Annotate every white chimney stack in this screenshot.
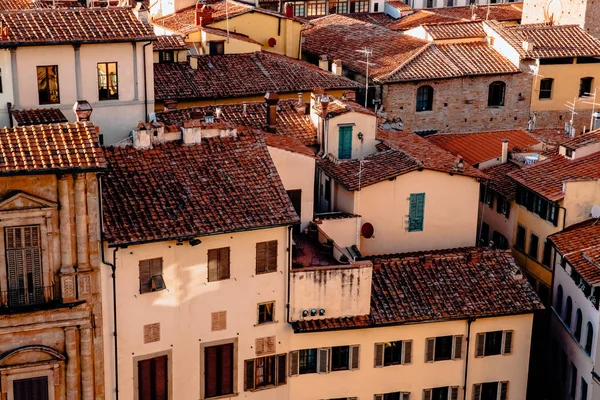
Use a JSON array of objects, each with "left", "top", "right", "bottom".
[
  {"left": 501, "top": 139, "right": 508, "bottom": 164},
  {"left": 318, "top": 55, "right": 328, "bottom": 71},
  {"left": 133, "top": 128, "right": 152, "bottom": 149},
  {"left": 332, "top": 59, "right": 342, "bottom": 76}
]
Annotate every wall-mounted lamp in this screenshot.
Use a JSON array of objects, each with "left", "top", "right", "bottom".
[
  {"left": 310, "top": 309, "right": 317, "bottom": 316},
  {"left": 357, "top": 132, "right": 364, "bottom": 141}
]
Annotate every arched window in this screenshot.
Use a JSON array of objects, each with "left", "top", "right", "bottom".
[
  {"left": 575, "top": 309, "right": 583, "bottom": 341},
  {"left": 586, "top": 322, "right": 594, "bottom": 355},
  {"left": 416, "top": 85, "right": 434, "bottom": 112},
  {"left": 580, "top": 77, "right": 594, "bottom": 98},
  {"left": 488, "top": 81, "right": 506, "bottom": 107},
  {"left": 565, "top": 297, "right": 573, "bottom": 327},
  {"left": 539, "top": 78, "right": 554, "bottom": 99},
  {"left": 556, "top": 285, "right": 563, "bottom": 314}
]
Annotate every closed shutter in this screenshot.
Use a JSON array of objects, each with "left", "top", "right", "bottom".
[
  {"left": 151, "top": 258, "right": 162, "bottom": 278},
  {"left": 6, "top": 248, "right": 19, "bottom": 306},
  {"left": 423, "top": 389, "right": 432, "bottom": 400},
  {"left": 425, "top": 338, "right": 435, "bottom": 362},
  {"left": 211, "top": 311, "right": 227, "bottom": 331},
  {"left": 266, "top": 336, "right": 277, "bottom": 354},
  {"left": 276, "top": 354, "right": 286, "bottom": 385},
  {"left": 139, "top": 260, "right": 152, "bottom": 293},
  {"left": 338, "top": 126, "right": 353, "bottom": 159},
  {"left": 219, "top": 247, "right": 230, "bottom": 280},
  {"left": 256, "top": 242, "right": 267, "bottom": 274},
  {"left": 374, "top": 343, "right": 384, "bottom": 367},
  {"left": 503, "top": 331, "right": 513, "bottom": 355},
  {"left": 452, "top": 335, "right": 464, "bottom": 360},
  {"left": 402, "top": 393, "right": 410, "bottom": 400},
  {"left": 350, "top": 345, "right": 360, "bottom": 370},
  {"left": 244, "top": 359, "right": 255, "bottom": 391},
  {"left": 267, "top": 241, "right": 278, "bottom": 272},
  {"left": 317, "top": 348, "right": 330, "bottom": 373},
  {"left": 374, "top": 395, "right": 384, "bottom": 400},
  {"left": 208, "top": 249, "right": 218, "bottom": 282},
  {"left": 204, "top": 346, "right": 218, "bottom": 398},
  {"left": 472, "top": 384, "right": 481, "bottom": 400},
  {"left": 403, "top": 340, "right": 413, "bottom": 364},
  {"left": 221, "top": 344, "right": 234, "bottom": 395},
  {"left": 154, "top": 355, "right": 168, "bottom": 400},
  {"left": 289, "top": 351, "right": 299, "bottom": 376},
  {"left": 255, "top": 338, "right": 266, "bottom": 356},
  {"left": 475, "top": 333, "right": 485, "bottom": 357},
  {"left": 449, "top": 386, "right": 458, "bottom": 400},
  {"left": 409, "top": 194, "right": 425, "bottom": 231},
  {"left": 24, "top": 227, "right": 42, "bottom": 303},
  {"left": 499, "top": 381, "right": 508, "bottom": 400},
  {"left": 138, "top": 359, "right": 152, "bottom": 400}
]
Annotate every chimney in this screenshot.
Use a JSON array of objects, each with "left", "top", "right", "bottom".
[
  {"left": 265, "top": 92, "right": 279, "bottom": 133},
  {"left": 284, "top": 2, "right": 294, "bottom": 17},
  {"left": 182, "top": 120, "right": 202, "bottom": 144},
  {"left": 501, "top": 139, "right": 508, "bottom": 164},
  {"left": 195, "top": 4, "right": 213, "bottom": 26},
  {"left": 343, "top": 90, "right": 356, "bottom": 102},
  {"left": 295, "top": 92, "right": 308, "bottom": 115},
  {"left": 320, "top": 96, "right": 329, "bottom": 117},
  {"left": 318, "top": 55, "right": 328, "bottom": 71},
  {"left": 331, "top": 59, "right": 342, "bottom": 76},
  {"left": 453, "top": 155, "right": 464, "bottom": 172},
  {"left": 133, "top": 125, "right": 152, "bottom": 149},
  {"left": 522, "top": 39, "right": 534, "bottom": 53},
  {"left": 133, "top": 0, "right": 149, "bottom": 23},
  {"left": 243, "top": 101, "right": 248, "bottom": 115},
  {"left": 189, "top": 56, "right": 198, "bottom": 70}
]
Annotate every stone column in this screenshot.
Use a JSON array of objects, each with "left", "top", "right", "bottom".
[
  {"left": 65, "top": 327, "right": 80, "bottom": 400},
  {"left": 9, "top": 48, "right": 18, "bottom": 108},
  {"left": 59, "top": 175, "right": 76, "bottom": 302},
  {"left": 75, "top": 174, "right": 89, "bottom": 271},
  {"left": 80, "top": 326, "right": 94, "bottom": 400}
]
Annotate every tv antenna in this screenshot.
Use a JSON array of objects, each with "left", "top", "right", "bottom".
[
  {"left": 564, "top": 97, "right": 578, "bottom": 137},
  {"left": 356, "top": 48, "right": 375, "bottom": 109},
  {"left": 579, "top": 88, "right": 600, "bottom": 132}
]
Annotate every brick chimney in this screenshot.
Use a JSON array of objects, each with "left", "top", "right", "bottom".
[
  {"left": 195, "top": 3, "right": 213, "bottom": 26},
  {"left": 343, "top": 90, "right": 356, "bottom": 102},
  {"left": 265, "top": 92, "right": 279, "bottom": 133},
  {"left": 284, "top": 2, "right": 294, "bottom": 17}
]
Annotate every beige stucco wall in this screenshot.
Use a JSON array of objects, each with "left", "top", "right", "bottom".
[
  {"left": 479, "top": 200, "right": 518, "bottom": 248},
  {"left": 152, "top": 49, "right": 187, "bottom": 63},
  {"left": 326, "top": 111, "right": 378, "bottom": 160},
  {"left": 318, "top": 217, "right": 360, "bottom": 248}
]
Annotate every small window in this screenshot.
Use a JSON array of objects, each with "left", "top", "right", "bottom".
[
  {"left": 376, "top": 392, "right": 410, "bottom": 400},
  {"left": 488, "top": 81, "right": 506, "bottom": 107},
  {"left": 349, "top": 0, "right": 369, "bottom": 13},
  {"left": 586, "top": 322, "right": 594, "bottom": 355},
  {"left": 159, "top": 51, "right": 175, "bottom": 63},
  {"left": 331, "top": 346, "right": 350, "bottom": 371},
  {"left": 209, "top": 41, "right": 225, "bottom": 55},
  {"left": 516, "top": 225, "right": 526, "bottom": 251},
  {"left": 374, "top": 340, "right": 412, "bottom": 367},
  {"left": 373, "top": 2, "right": 378, "bottom": 11},
  {"left": 425, "top": 335, "right": 463, "bottom": 362},
  {"left": 446, "top": 0, "right": 453, "bottom": 5},
  {"left": 480, "top": 222, "right": 489, "bottom": 246},
  {"left": 98, "top": 62, "right": 118, "bottom": 101},
  {"left": 575, "top": 309, "right": 583, "bottom": 341},
  {"left": 139, "top": 258, "right": 166, "bottom": 294},
  {"left": 528, "top": 233, "right": 539, "bottom": 260},
  {"left": 328, "top": 0, "right": 348, "bottom": 13},
  {"left": 298, "top": 349, "right": 317, "bottom": 374},
  {"left": 256, "top": 241, "right": 277, "bottom": 274},
  {"left": 556, "top": 285, "right": 563, "bottom": 315},
  {"left": 416, "top": 85, "right": 434, "bottom": 112},
  {"left": 307, "top": 0, "right": 326, "bottom": 15},
  {"left": 257, "top": 302, "right": 274, "bottom": 324},
  {"left": 244, "top": 354, "right": 286, "bottom": 391},
  {"left": 492, "top": 231, "right": 509, "bottom": 250},
  {"left": 579, "top": 77, "right": 594, "bottom": 97},
  {"left": 324, "top": 177, "right": 331, "bottom": 202},
  {"left": 426, "top": 0, "right": 433, "bottom": 7},
  {"left": 408, "top": 193, "right": 425, "bottom": 232},
  {"left": 208, "top": 247, "right": 230, "bottom": 282},
  {"left": 293, "top": 1, "right": 305, "bottom": 16},
  {"left": 565, "top": 297, "right": 573, "bottom": 327},
  {"left": 497, "top": 196, "right": 510, "bottom": 217},
  {"left": 485, "top": 189, "right": 494, "bottom": 208},
  {"left": 422, "top": 386, "right": 459, "bottom": 400},
  {"left": 539, "top": 78, "right": 553, "bottom": 99},
  {"left": 472, "top": 381, "right": 509, "bottom": 400},
  {"left": 542, "top": 240, "right": 552, "bottom": 267},
  {"left": 138, "top": 355, "right": 169, "bottom": 400},
  {"left": 475, "top": 330, "right": 513, "bottom": 357},
  {"left": 37, "top": 65, "right": 60, "bottom": 104},
  {"left": 204, "top": 343, "right": 234, "bottom": 398}
]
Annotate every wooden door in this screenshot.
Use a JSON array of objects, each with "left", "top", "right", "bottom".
[{"left": 14, "top": 376, "right": 49, "bottom": 400}]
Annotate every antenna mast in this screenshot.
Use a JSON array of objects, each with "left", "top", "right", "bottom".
[
  {"left": 564, "top": 97, "right": 579, "bottom": 137},
  {"left": 356, "top": 48, "right": 375, "bottom": 109},
  {"left": 580, "top": 88, "right": 600, "bottom": 132}
]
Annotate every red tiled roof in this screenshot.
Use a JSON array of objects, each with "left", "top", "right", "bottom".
[
  {"left": 528, "top": 128, "right": 571, "bottom": 146},
  {"left": 549, "top": 219, "right": 600, "bottom": 285},
  {"left": 0, "top": 0, "right": 82, "bottom": 9},
  {"left": 508, "top": 152, "right": 600, "bottom": 201},
  {"left": 486, "top": 21, "right": 600, "bottom": 59},
  {"left": 0, "top": 8, "right": 155, "bottom": 47},
  {"left": 428, "top": 130, "right": 540, "bottom": 166},
  {"left": 11, "top": 108, "right": 67, "bottom": 126},
  {"left": 292, "top": 315, "right": 371, "bottom": 332},
  {"left": 481, "top": 161, "right": 521, "bottom": 199},
  {"left": 313, "top": 96, "right": 375, "bottom": 118},
  {"left": 101, "top": 130, "right": 299, "bottom": 246},
  {"left": 343, "top": 12, "right": 397, "bottom": 26},
  {"left": 153, "top": 52, "right": 359, "bottom": 101},
  {"left": 200, "top": 26, "right": 262, "bottom": 45},
  {"left": 264, "top": 132, "right": 315, "bottom": 157},
  {"left": 153, "top": 34, "right": 186, "bottom": 50},
  {"left": 388, "top": 10, "right": 458, "bottom": 31},
  {"left": 562, "top": 129, "right": 600, "bottom": 150},
  {"left": 386, "top": 0, "right": 412, "bottom": 12},
  {"left": 156, "top": 100, "right": 318, "bottom": 145},
  {"left": 0, "top": 122, "right": 105, "bottom": 174},
  {"left": 422, "top": 20, "right": 485, "bottom": 40}
]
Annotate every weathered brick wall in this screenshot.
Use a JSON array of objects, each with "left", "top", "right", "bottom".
[
  {"left": 532, "top": 109, "right": 596, "bottom": 132},
  {"left": 522, "top": 0, "right": 600, "bottom": 39},
  {"left": 382, "top": 73, "right": 532, "bottom": 134}
]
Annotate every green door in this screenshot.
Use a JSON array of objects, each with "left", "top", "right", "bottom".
[{"left": 338, "top": 127, "right": 353, "bottom": 159}]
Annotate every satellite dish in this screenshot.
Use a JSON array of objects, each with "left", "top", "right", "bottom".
[
  {"left": 592, "top": 205, "right": 600, "bottom": 218},
  {"left": 361, "top": 222, "right": 374, "bottom": 239}
]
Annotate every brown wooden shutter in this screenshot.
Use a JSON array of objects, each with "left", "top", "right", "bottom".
[
  {"left": 374, "top": 343, "right": 384, "bottom": 367},
  {"left": 503, "top": 331, "right": 513, "bottom": 355},
  {"left": 499, "top": 381, "right": 508, "bottom": 400},
  {"left": 472, "top": 384, "right": 481, "bottom": 400},
  {"left": 289, "top": 351, "right": 299, "bottom": 376},
  {"left": 154, "top": 355, "right": 168, "bottom": 400},
  {"left": 221, "top": 343, "right": 234, "bottom": 395},
  {"left": 450, "top": 386, "right": 459, "bottom": 400},
  {"left": 211, "top": 311, "right": 227, "bottom": 331},
  {"left": 452, "top": 335, "right": 464, "bottom": 360},
  {"left": 276, "top": 354, "right": 286, "bottom": 385},
  {"left": 267, "top": 240, "right": 278, "bottom": 272},
  {"left": 150, "top": 258, "right": 163, "bottom": 277},
  {"left": 425, "top": 338, "right": 435, "bottom": 362},
  {"left": 208, "top": 249, "right": 218, "bottom": 282},
  {"left": 475, "top": 333, "right": 485, "bottom": 357},
  {"left": 403, "top": 340, "right": 413, "bottom": 364},
  {"left": 266, "top": 336, "right": 277, "bottom": 354},
  {"left": 350, "top": 345, "right": 360, "bottom": 370},
  {"left": 317, "top": 348, "right": 329, "bottom": 373},
  {"left": 204, "top": 346, "right": 218, "bottom": 398},
  {"left": 219, "top": 247, "right": 230, "bottom": 280},
  {"left": 139, "top": 260, "right": 152, "bottom": 293},
  {"left": 138, "top": 359, "right": 152, "bottom": 400},
  {"left": 256, "top": 242, "right": 267, "bottom": 274},
  {"left": 422, "top": 389, "right": 432, "bottom": 400},
  {"left": 255, "top": 338, "right": 265, "bottom": 356},
  {"left": 244, "top": 359, "right": 255, "bottom": 391},
  {"left": 143, "top": 323, "right": 160, "bottom": 344}
]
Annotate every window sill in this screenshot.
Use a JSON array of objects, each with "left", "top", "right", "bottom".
[
  {"left": 255, "top": 270, "right": 277, "bottom": 276},
  {"left": 254, "top": 320, "right": 279, "bottom": 327},
  {"left": 488, "top": 106, "right": 505, "bottom": 109},
  {"left": 205, "top": 392, "right": 238, "bottom": 400},
  {"left": 249, "top": 384, "right": 284, "bottom": 392}
]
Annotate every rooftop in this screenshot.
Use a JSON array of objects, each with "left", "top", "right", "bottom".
[
  {"left": 562, "top": 129, "right": 600, "bottom": 151},
  {"left": 153, "top": 52, "right": 359, "bottom": 101},
  {"left": 421, "top": 20, "right": 486, "bottom": 40},
  {"left": 0, "top": 8, "right": 155, "bottom": 47},
  {"left": 263, "top": 132, "right": 315, "bottom": 157},
  {"left": 481, "top": 161, "right": 521, "bottom": 200},
  {"left": 153, "top": 34, "right": 187, "bottom": 51},
  {"left": 292, "top": 247, "right": 542, "bottom": 332},
  {"left": 0, "top": 0, "right": 82, "bottom": 9},
  {"left": 11, "top": 108, "right": 67, "bottom": 126},
  {"left": 101, "top": 129, "right": 299, "bottom": 246},
  {"left": 312, "top": 95, "right": 375, "bottom": 118}
]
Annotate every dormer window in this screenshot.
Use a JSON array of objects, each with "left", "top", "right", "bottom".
[{"left": 159, "top": 51, "right": 175, "bottom": 63}]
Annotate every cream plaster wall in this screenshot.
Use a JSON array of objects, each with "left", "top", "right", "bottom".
[
  {"left": 0, "top": 49, "right": 14, "bottom": 127},
  {"left": 318, "top": 217, "right": 359, "bottom": 248},
  {"left": 326, "top": 111, "right": 378, "bottom": 160},
  {"left": 479, "top": 200, "right": 518, "bottom": 248},
  {"left": 563, "top": 180, "right": 600, "bottom": 227}
]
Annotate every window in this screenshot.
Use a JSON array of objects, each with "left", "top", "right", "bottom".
[
  {"left": 256, "top": 241, "right": 277, "bottom": 274},
  {"left": 331, "top": 346, "right": 350, "bottom": 371},
  {"left": 488, "top": 81, "right": 506, "bottom": 107},
  {"left": 408, "top": 193, "right": 425, "bottom": 232},
  {"left": 556, "top": 285, "right": 563, "bottom": 314},
  {"left": 329, "top": 0, "right": 348, "bottom": 13},
  {"left": 139, "top": 258, "right": 166, "bottom": 294},
  {"left": 570, "top": 364, "right": 577, "bottom": 398},
  {"left": 426, "top": 0, "right": 434, "bottom": 7},
  {"left": 472, "top": 382, "right": 509, "bottom": 400},
  {"left": 542, "top": 240, "right": 552, "bottom": 267},
  {"left": 338, "top": 126, "right": 353, "bottom": 159},
  {"left": 37, "top": 65, "right": 60, "bottom": 104},
  {"left": 575, "top": 309, "right": 583, "bottom": 341},
  {"left": 425, "top": 335, "right": 463, "bottom": 362},
  {"left": 257, "top": 302, "right": 274, "bottom": 324},
  {"left": 539, "top": 78, "right": 553, "bottom": 99},
  {"left": 292, "top": 346, "right": 359, "bottom": 374},
  {"left": 244, "top": 354, "right": 286, "bottom": 391},
  {"left": 480, "top": 223, "right": 489, "bottom": 245},
  {"left": 159, "top": 51, "right": 174, "bottom": 63},
  {"left": 98, "top": 62, "right": 118, "bottom": 101},
  {"left": 204, "top": 343, "right": 234, "bottom": 398},
  {"left": 565, "top": 296, "right": 573, "bottom": 327},
  {"left": 475, "top": 330, "right": 513, "bottom": 357},
  {"left": 297, "top": 349, "right": 317, "bottom": 374},
  {"left": 585, "top": 322, "right": 593, "bottom": 355},
  {"left": 349, "top": 0, "right": 369, "bottom": 12},
  {"left": 373, "top": 2, "right": 378, "bottom": 11},
  {"left": 208, "top": 247, "right": 230, "bottom": 282},
  {"left": 14, "top": 377, "right": 49, "bottom": 400},
  {"left": 416, "top": 85, "right": 434, "bottom": 111},
  {"left": 5, "top": 226, "right": 44, "bottom": 307},
  {"left": 209, "top": 41, "right": 225, "bottom": 55},
  {"left": 579, "top": 77, "right": 594, "bottom": 97},
  {"left": 138, "top": 355, "right": 168, "bottom": 400},
  {"left": 422, "top": 387, "right": 459, "bottom": 400},
  {"left": 293, "top": 1, "right": 305, "bottom": 16},
  {"left": 375, "top": 392, "right": 410, "bottom": 400},
  {"left": 528, "top": 233, "right": 539, "bottom": 260},
  {"left": 324, "top": 177, "right": 331, "bottom": 202},
  {"left": 497, "top": 196, "right": 510, "bottom": 217},
  {"left": 581, "top": 378, "right": 588, "bottom": 400},
  {"left": 492, "top": 232, "right": 509, "bottom": 250},
  {"left": 307, "top": 0, "right": 326, "bottom": 15},
  {"left": 446, "top": 0, "right": 453, "bottom": 5},
  {"left": 484, "top": 189, "right": 494, "bottom": 208},
  {"left": 515, "top": 225, "right": 526, "bottom": 251},
  {"left": 374, "top": 340, "right": 412, "bottom": 367}
]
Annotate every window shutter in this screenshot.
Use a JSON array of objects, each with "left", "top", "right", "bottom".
[
  {"left": 256, "top": 242, "right": 267, "bottom": 274},
  {"left": 154, "top": 355, "right": 168, "bottom": 400},
  {"left": 402, "top": 393, "right": 410, "bottom": 400},
  {"left": 255, "top": 338, "right": 265, "bottom": 356},
  {"left": 208, "top": 249, "right": 218, "bottom": 282},
  {"left": 423, "top": 389, "right": 432, "bottom": 400},
  {"left": 143, "top": 323, "right": 160, "bottom": 344},
  {"left": 267, "top": 240, "right": 278, "bottom": 272},
  {"left": 219, "top": 247, "right": 230, "bottom": 280},
  {"left": 409, "top": 194, "right": 425, "bottom": 231},
  {"left": 276, "top": 354, "right": 287, "bottom": 385},
  {"left": 374, "top": 395, "right": 384, "bottom": 400},
  {"left": 211, "top": 311, "right": 227, "bottom": 331},
  {"left": 503, "top": 331, "right": 513, "bottom": 355},
  {"left": 289, "top": 351, "right": 299, "bottom": 376},
  {"left": 475, "top": 333, "right": 485, "bottom": 357},
  {"left": 499, "top": 381, "right": 508, "bottom": 400},
  {"left": 350, "top": 345, "right": 360, "bottom": 370},
  {"left": 244, "top": 359, "right": 255, "bottom": 391},
  {"left": 317, "top": 348, "right": 330, "bottom": 373},
  {"left": 403, "top": 340, "right": 413, "bottom": 364},
  {"left": 204, "top": 346, "right": 218, "bottom": 398},
  {"left": 150, "top": 258, "right": 162, "bottom": 277},
  {"left": 374, "top": 343, "right": 384, "bottom": 367},
  {"left": 220, "top": 344, "right": 233, "bottom": 395},
  {"left": 266, "top": 336, "right": 277, "bottom": 354},
  {"left": 425, "top": 338, "right": 435, "bottom": 362},
  {"left": 449, "top": 386, "right": 459, "bottom": 400},
  {"left": 138, "top": 359, "right": 152, "bottom": 400},
  {"left": 139, "top": 260, "right": 151, "bottom": 293},
  {"left": 452, "top": 335, "right": 464, "bottom": 360},
  {"left": 472, "top": 384, "right": 481, "bottom": 400}
]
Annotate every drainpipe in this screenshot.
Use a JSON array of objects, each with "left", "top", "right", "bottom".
[
  {"left": 7, "top": 102, "right": 12, "bottom": 128},
  {"left": 142, "top": 41, "right": 152, "bottom": 122},
  {"left": 286, "top": 225, "right": 293, "bottom": 323},
  {"left": 463, "top": 317, "right": 475, "bottom": 400}
]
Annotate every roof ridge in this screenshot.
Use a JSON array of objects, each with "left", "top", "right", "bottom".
[{"left": 380, "top": 42, "right": 433, "bottom": 81}]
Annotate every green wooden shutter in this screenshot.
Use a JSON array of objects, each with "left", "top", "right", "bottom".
[
  {"left": 338, "top": 126, "right": 353, "bottom": 159},
  {"left": 409, "top": 193, "right": 425, "bottom": 232}
]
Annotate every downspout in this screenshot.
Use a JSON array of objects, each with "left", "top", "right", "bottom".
[
  {"left": 142, "top": 41, "right": 152, "bottom": 122},
  {"left": 286, "top": 224, "right": 293, "bottom": 323},
  {"left": 558, "top": 204, "right": 567, "bottom": 231},
  {"left": 463, "top": 317, "right": 474, "bottom": 400}
]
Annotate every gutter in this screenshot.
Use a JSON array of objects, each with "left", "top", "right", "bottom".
[{"left": 142, "top": 41, "right": 153, "bottom": 122}]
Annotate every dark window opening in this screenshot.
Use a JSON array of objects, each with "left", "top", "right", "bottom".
[
  {"left": 331, "top": 346, "right": 350, "bottom": 371},
  {"left": 257, "top": 302, "right": 274, "bottom": 324},
  {"left": 434, "top": 336, "right": 453, "bottom": 361},
  {"left": 299, "top": 349, "right": 317, "bottom": 374},
  {"left": 488, "top": 81, "right": 506, "bottom": 107},
  {"left": 416, "top": 85, "right": 433, "bottom": 112},
  {"left": 209, "top": 41, "right": 225, "bottom": 55},
  {"left": 579, "top": 77, "right": 594, "bottom": 97},
  {"left": 37, "top": 65, "right": 60, "bottom": 105},
  {"left": 539, "top": 78, "right": 553, "bottom": 99},
  {"left": 98, "top": 62, "right": 118, "bottom": 100},
  {"left": 204, "top": 343, "right": 234, "bottom": 398}
]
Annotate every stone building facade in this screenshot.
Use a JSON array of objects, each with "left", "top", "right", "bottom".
[
  {"left": 0, "top": 122, "right": 106, "bottom": 400},
  {"left": 522, "top": 0, "right": 600, "bottom": 39}
]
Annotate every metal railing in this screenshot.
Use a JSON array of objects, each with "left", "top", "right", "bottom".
[{"left": 0, "top": 285, "right": 56, "bottom": 310}]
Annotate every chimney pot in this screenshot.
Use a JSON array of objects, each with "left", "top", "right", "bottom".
[
  {"left": 265, "top": 92, "right": 279, "bottom": 133},
  {"left": 320, "top": 96, "right": 329, "bottom": 117},
  {"left": 332, "top": 59, "right": 343, "bottom": 76},
  {"left": 501, "top": 139, "right": 509, "bottom": 164}
]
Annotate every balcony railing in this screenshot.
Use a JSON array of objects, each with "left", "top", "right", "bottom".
[{"left": 0, "top": 285, "right": 57, "bottom": 311}]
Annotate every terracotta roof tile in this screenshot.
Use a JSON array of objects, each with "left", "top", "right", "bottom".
[
  {"left": 153, "top": 34, "right": 186, "bottom": 50},
  {"left": 0, "top": 8, "right": 155, "bottom": 46},
  {"left": 264, "top": 132, "right": 315, "bottom": 157},
  {"left": 388, "top": 10, "right": 458, "bottom": 31},
  {"left": 428, "top": 130, "right": 540, "bottom": 165},
  {"left": 386, "top": 0, "right": 412, "bottom": 12},
  {"left": 199, "top": 25, "right": 262, "bottom": 45},
  {"left": 0, "top": 0, "right": 82, "bottom": 9},
  {"left": 313, "top": 96, "right": 375, "bottom": 118},
  {"left": 562, "top": 129, "right": 600, "bottom": 150},
  {"left": 101, "top": 130, "right": 299, "bottom": 246},
  {"left": 422, "top": 20, "right": 485, "bottom": 40},
  {"left": 153, "top": 52, "right": 359, "bottom": 101},
  {"left": 343, "top": 12, "right": 397, "bottom": 26},
  {"left": 0, "top": 122, "right": 105, "bottom": 174},
  {"left": 481, "top": 161, "right": 521, "bottom": 199},
  {"left": 11, "top": 108, "right": 67, "bottom": 126},
  {"left": 292, "top": 315, "right": 371, "bottom": 332}
]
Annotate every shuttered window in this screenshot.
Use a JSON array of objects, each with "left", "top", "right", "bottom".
[
  {"left": 257, "top": 302, "right": 275, "bottom": 324},
  {"left": 408, "top": 193, "right": 425, "bottom": 232},
  {"left": 208, "top": 247, "right": 230, "bottom": 282},
  {"left": 425, "top": 336, "right": 463, "bottom": 362},
  {"left": 256, "top": 241, "right": 278, "bottom": 274},
  {"left": 423, "top": 386, "right": 458, "bottom": 400},
  {"left": 374, "top": 392, "right": 410, "bottom": 400},
  {"left": 255, "top": 336, "right": 277, "bottom": 357},
  {"left": 475, "top": 331, "right": 513, "bottom": 357},
  {"left": 289, "top": 348, "right": 317, "bottom": 376},
  {"left": 374, "top": 340, "right": 412, "bottom": 367},
  {"left": 338, "top": 126, "right": 353, "bottom": 160},
  {"left": 138, "top": 355, "right": 168, "bottom": 400},
  {"left": 244, "top": 354, "right": 287, "bottom": 391},
  {"left": 139, "top": 258, "right": 165, "bottom": 294},
  {"left": 211, "top": 311, "right": 227, "bottom": 331},
  {"left": 472, "top": 381, "right": 508, "bottom": 400},
  {"left": 204, "top": 343, "right": 234, "bottom": 398},
  {"left": 5, "top": 226, "right": 43, "bottom": 307},
  {"left": 143, "top": 323, "right": 160, "bottom": 344}
]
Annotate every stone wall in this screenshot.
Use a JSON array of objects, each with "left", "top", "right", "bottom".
[
  {"left": 531, "top": 109, "right": 597, "bottom": 132},
  {"left": 522, "top": 0, "right": 600, "bottom": 39},
  {"left": 381, "top": 73, "right": 532, "bottom": 134}
]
